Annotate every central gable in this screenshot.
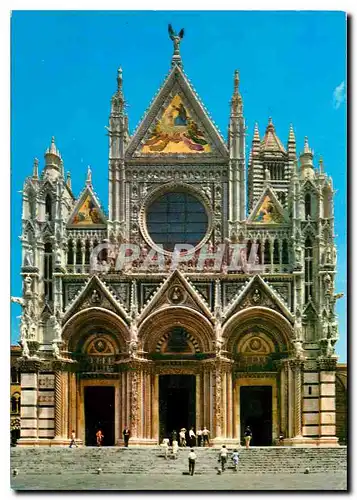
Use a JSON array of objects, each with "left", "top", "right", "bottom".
[
  {"left": 125, "top": 65, "right": 228, "bottom": 159},
  {"left": 141, "top": 94, "right": 211, "bottom": 154}
]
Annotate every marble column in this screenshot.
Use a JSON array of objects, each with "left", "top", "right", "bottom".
[
  {"left": 151, "top": 374, "right": 159, "bottom": 443},
  {"left": 227, "top": 370, "right": 233, "bottom": 438}
]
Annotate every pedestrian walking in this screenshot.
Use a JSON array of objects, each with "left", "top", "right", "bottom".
[
  {"left": 231, "top": 449, "right": 239, "bottom": 471},
  {"left": 188, "top": 448, "right": 197, "bottom": 476},
  {"left": 197, "top": 428, "right": 202, "bottom": 447},
  {"left": 96, "top": 429, "right": 104, "bottom": 447},
  {"left": 188, "top": 427, "right": 196, "bottom": 447},
  {"left": 172, "top": 439, "right": 179, "bottom": 459},
  {"left": 244, "top": 425, "right": 252, "bottom": 449},
  {"left": 202, "top": 426, "right": 210, "bottom": 446},
  {"left": 179, "top": 428, "right": 187, "bottom": 447},
  {"left": 123, "top": 426, "right": 131, "bottom": 447},
  {"left": 69, "top": 429, "right": 78, "bottom": 448},
  {"left": 218, "top": 445, "right": 228, "bottom": 471},
  {"left": 161, "top": 438, "right": 170, "bottom": 459}
]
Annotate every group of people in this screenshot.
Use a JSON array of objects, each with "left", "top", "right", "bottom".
[
  {"left": 169, "top": 426, "right": 211, "bottom": 448},
  {"left": 69, "top": 426, "right": 132, "bottom": 448},
  {"left": 186, "top": 445, "right": 240, "bottom": 476}
]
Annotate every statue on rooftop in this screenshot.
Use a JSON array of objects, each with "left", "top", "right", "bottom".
[{"left": 168, "top": 24, "right": 184, "bottom": 56}]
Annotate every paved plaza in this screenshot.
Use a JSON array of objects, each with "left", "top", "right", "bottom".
[{"left": 12, "top": 471, "right": 347, "bottom": 491}]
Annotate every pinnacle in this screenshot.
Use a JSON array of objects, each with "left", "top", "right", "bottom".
[
  {"left": 86, "top": 166, "right": 92, "bottom": 186},
  {"left": 234, "top": 69, "right": 239, "bottom": 93},
  {"left": 302, "top": 136, "right": 312, "bottom": 156},
  {"left": 288, "top": 124, "right": 296, "bottom": 142},
  {"left": 253, "top": 122, "right": 260, "bottom": 142}
]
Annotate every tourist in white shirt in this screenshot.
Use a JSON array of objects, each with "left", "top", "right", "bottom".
[
  {"left": 188, "top": 449, "right": 197, "bottom": 475},
  {"left": 196, "top": 428, "right": 203, "bottom": 447},
  {"left": 188, "top": 427, "right": 196, "bottom": 447},
  {"left": 202, "top": 426, "right": 210, "bottom": 446}
]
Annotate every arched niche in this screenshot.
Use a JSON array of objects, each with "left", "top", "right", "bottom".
[{"left": 138, "top": 306, "right": 214, "bottom": 354}]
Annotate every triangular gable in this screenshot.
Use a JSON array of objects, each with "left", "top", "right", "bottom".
[
  {"left": 301, "top": 178, "right": 318, "bottom": 193},
  {"left": 137, "top": 269, "right": 214, "bottom": 324},
  {"left": 223, "top": 274, "right": 293, "bottom": 322},
  {"left": 125, "top": 65, "right": 228, "bottom": 159},
  {"left": 63, "top": 275, "right": 130, "bottom": 323},
  {"left": 67, "top": 186, "right": 107, "bottom": 229},
  {"left": 302, "top": 300, "right": 318, "bottom": 319},
  {"left": 248, "top": 186, "right": 288, "bottom": 224}
]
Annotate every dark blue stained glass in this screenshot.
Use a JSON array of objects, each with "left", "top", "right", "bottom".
[{"left": 147, "top": 191, "right": 208, "bottom": 251}]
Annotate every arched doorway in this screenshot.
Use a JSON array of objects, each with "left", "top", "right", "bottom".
[
  {"left": 139, "top": 306, "right": 215, "bottom": 443},
  {"left": 62, "top": 308, "right": 130, "bottom": 446},
  {"left": 223, "top": 307, "right": 292, "bottom": 445}
]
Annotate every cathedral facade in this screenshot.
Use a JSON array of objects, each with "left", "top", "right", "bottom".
[{"left": 14, "top": 32, "right": 343, "bottom": 447}]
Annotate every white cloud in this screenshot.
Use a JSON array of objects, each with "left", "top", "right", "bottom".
[{"left": 333, "top": 81, "right": 346, "bottom": 109}]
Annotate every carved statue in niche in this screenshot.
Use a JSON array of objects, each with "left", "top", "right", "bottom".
[
  {"left": 252, "top": 288, "right": 261, "bottom": 305},
  {"left": 295, "top": 244, "right": 302, "bottom": 267},
  {"left": 324, "top": 273, "right": 333, "bottom": 295},
  {"left": 90, "top": 289, "right": 101, "bottom": 304},
  {"left": 21, "top": 338, "right": 30, "bottom": 358},
  {"left": 23, "top": 248, "right": 34, "bottom": 267},
  {"left": 293, "top": 340, "right": 305, "bottom": 360},
  {"left": 50, "top": 315, "right": 62, "bottom": 341},
  {"left": 55, "top": 246, "right": 62, "bottom": 265},
  {"left": 24, "top": 275, "right": 32, "bottom": 296},
  {"left": 52, "top": 341, "right": 61, "bottom": 359},
  {"left": 128, "top": 340, "right": 138, "bottom": 359}
]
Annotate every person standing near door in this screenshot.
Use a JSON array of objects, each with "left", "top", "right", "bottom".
[
  {"left": 196, "top": 428, "right": 202, "bottom": 447},
  {"left": 123, "top": 426, "right": 131, "bottom": 447},
  {"left": 69, "top": 429, "right": 78, "bottom": 448},
  {"left": 96, "top": 429, "right": 104, "bottom": 447},
  {"left": 244, "top": 425, "right": 252, "bottom": 449},
  {"left": 189, "top": 427, "right": 196, "bottom": 447},
  {"left": 188, "top": 448, "right": 197, "bottom": 476},
  {"left": 202, "top": 426, "right": 210, "bottom": 446}
]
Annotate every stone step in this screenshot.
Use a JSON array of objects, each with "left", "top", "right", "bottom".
[{"left": 11, "top": 446, "right": 347, "bottom": 475}]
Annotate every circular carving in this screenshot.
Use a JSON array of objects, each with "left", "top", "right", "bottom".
[
  {"left": 90, "top": 290, "right": 102, "bottom": 305},
  {"left": 139, "top": 182, "right": 214, "bottom": 256},
  {"left": 249, "top": 338, "right": 262, "bottom": 351},
  {"left": 94, "top": 339, "right": 107, "bottom": 353},
  {"left": 168, "top": 285, "right": 186, "bottom": 305}
]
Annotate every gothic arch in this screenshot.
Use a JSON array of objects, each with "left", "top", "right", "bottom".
[
  {"left": 138, "top": 306, "right": 214, "bottom": 353},
  {"left": 62, "top": 307, "right": 130, "bottom": 353},
  {"left": 222, "top": 306, "right": 293, "bottom": 354}
]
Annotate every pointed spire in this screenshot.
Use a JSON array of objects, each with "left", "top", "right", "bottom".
[
  {"left": 300, "top": 136, "right": 314, "bottom": 178},
  {"left": 32, "top": 158, "right": 39, "bottom": 179},
  {"left": 288, "top": 124, "right": 296, "bottom": 143},
  {"left": 117, "top": 67, "right": 123, "bottom": 94},
  {"left": 261, "top": 117, "right": 286, "bottom": 154},
  {"left": 319, "top": 156, "right": 324, "bottom": 174},
  {"left": 44, "top": 136, "right": 62, "bottom": 173},
  {"left": 230, "top": 69, "right": 243, "bottom": 117},
  {"left": 253, "top": 122, "right": 260, "bottom": 142},
  {"left": 111, "top": 67, "right": 125, "bottom": 115},
  {"left": 234, "top": 70, "right": 239, "bottom": 95},
  {"left": 86, "top": 166, "right": 92, "bottom": 186},
  {"left": 303, "top": 136, "right": 312, "bottom": 155},
  {"left": 66, "top": 171, "right": 72, "bottom": 190}
]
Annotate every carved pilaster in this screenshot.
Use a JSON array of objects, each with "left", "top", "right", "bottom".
[
  {"left": 54, "top": 371, "right": 63, "bottom": 438},
  {"left": 130, "top": 370, "right": 139, "bottom": 438},
  {"left": 214, "top": 365, "right": 222, "bottom": 438},
  {"left": 317, "top": 356, "right": 338, "bottom": 371},
  {"left": 290, "top": 359, "right": 304, "bottom": 437}
]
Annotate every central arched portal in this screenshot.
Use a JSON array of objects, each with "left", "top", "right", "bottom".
[{"left": 156, "top": 326, "right": 198, "bottom": 440}]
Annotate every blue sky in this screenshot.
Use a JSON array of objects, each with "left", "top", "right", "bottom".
[{"left": 10, "top": 11, "right": 347, "bottom": 360}]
